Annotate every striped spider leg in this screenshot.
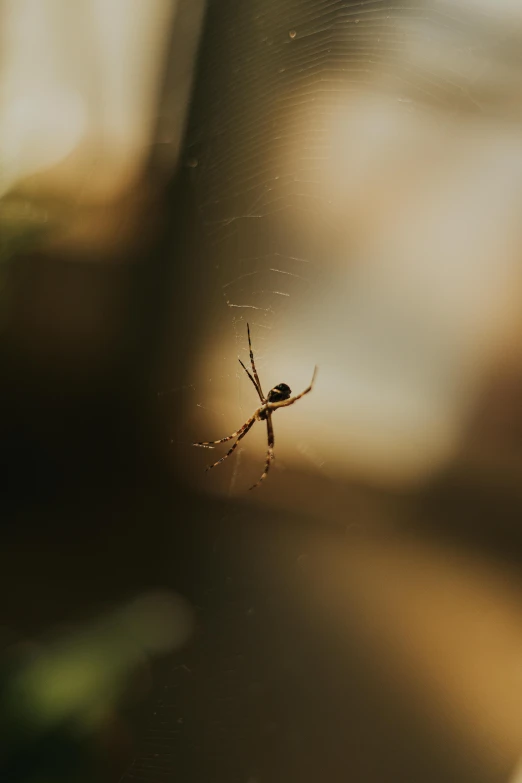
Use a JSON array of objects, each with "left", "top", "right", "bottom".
[{"left": 193, "top": 323, "right": 317, "bottom": 489}]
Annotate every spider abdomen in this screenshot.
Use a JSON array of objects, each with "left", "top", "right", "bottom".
[
  {"left": 267, "top": 383, "right": 291, "bottom": 403},
  {"left": 257, "top": 384, "right": 292, "bottom": 420}
]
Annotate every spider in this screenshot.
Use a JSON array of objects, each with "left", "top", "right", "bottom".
[{"left": 193, "top": 323, "right": 318, "bottom": 489}]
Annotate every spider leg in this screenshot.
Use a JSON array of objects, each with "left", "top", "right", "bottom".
[
  {"left": 193, "top": 415, "right": 255, "bottom": 449},
  {"left": 238, "top": 357, "right": 263, "bottom": 402},
  {"left": 205, "top": 417, "right": 256, "bottom": 470},
  {"left": 269, "top": 366, "right": 318, "bottom": 410},
  {"left": 246, "top": 323, "right": 264, "bottom": 398},
  {"left": 249, "top": 411, "right": 275, "bottom": 490}
]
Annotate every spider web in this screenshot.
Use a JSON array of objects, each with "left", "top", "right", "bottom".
[
  {"left": 128, "top": 0, "right": 522, "bottom": 779},
  {"left": 167, "top": 0, "right": 521, "bottom": 492}
]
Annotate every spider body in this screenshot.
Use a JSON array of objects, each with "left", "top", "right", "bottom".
[
  {"left": 267, "top": 383, "right": 291, "bottom": 403},
  {"left": 193, "top": 324, "right": 317, "bottom": 489},
  {"left": 256, "top": 383, "right": 292, "bottom": 419}
]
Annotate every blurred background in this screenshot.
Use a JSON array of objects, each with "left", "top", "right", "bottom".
[{"left": 3, "top": 0, "right": 522, "bottom": 781}]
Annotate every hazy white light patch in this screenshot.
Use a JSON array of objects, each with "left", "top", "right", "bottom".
[
  {"left": 0, "top": 0, "right": 177, "bottom": 201},
  {"left": 450, "top": 0, "right": 522, "bottom": 22},
  {"left": 297, "top": 105, "right": 522, "bottom": 484},
  {"left": 0, "top": 89, "right": 87, "bottom": 197}
]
